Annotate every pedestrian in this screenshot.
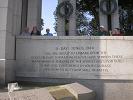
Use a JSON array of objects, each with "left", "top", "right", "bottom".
[
  {"left": 112, "top": 28, "right": 123, "bottom": 36},
  {"left": 45, "top": 28, "right": 53, "bottom": 36},
  {"left": 31, "top": 26, "right": 41, "bottom": 36},
  {"left": 94, "top": 26, "right": 109, "bottom": 36},
  {"left": 21, "top": 27, "right": 31, "bottom": 36}
]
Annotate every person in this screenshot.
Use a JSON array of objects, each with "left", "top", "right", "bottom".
[
  {"left": 21, "top": 27, "right": 31, "bottom": 36},
  {"left": 45, "top": 28, "right": 53, "bottom": 36},
  {"left": 94, "top": 26, "right": 109, "bottom": 36},
  {"left": 112, "top": 28, "right": 123, "bottom": 36},
  {"left": 31, "top": 26, "right": 41, "bottom": 36}
]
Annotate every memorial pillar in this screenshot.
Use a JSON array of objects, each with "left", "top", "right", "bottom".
[
  {"left": 99, "top": 0, "right": 119, "bottom": 30},
  {"left": 57, "top": 0, "right": 66, "bottom": 36},
  {"left": 68, "top": 0, "right": 76, "bottom": 36},
  {"left": 0, "top": 0, "right": 21, "bottom": 84},
  {"left": 111, "top": 0, "right": 119, "bottom": 29},
  {"left": 21, "top": 0, "right": 28, "bottom": 33},
  {"left": 57, "top": 0, "right": 76, "bottom": 36},
  {"left": 27, "top": 0, "right": 42, "bottom": 31},
  {"left": 12, "top": 0, "right": 22, "bottom": 35},
  {"left": 99, "top": 0, "right": 108, "bottom": 30},
  {"left": 0, "top": 0, "right": 42, "bottom": 84}
]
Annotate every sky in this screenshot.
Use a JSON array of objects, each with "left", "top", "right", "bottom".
[
  {"left": 41, "top": 0, "right": 57, "bottom": 35},
  {"left": 41, "top": 0, "right": 93, "bottom": 36}
]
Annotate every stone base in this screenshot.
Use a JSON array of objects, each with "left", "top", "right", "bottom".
[
  {"left": 16, "top": 77, "right": 133, "bottom": 100},
  {"left": 62, "top": 83, "right": 95, "bottom": 100},
  {"left": 0, "top": 60, "right": 5, "bottom": 85},
  {"left": 50, "top": 88, "right": 76, "bottom": 100},
  {"left": 0, "top": 60, "right": 15, "bottom": 85},
  {"left": 47, "top": 83, "right": 95, "bottom": 100}
]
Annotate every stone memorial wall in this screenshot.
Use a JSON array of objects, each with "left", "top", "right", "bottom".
[{"left": 16, "top": 36, "right": 133, "bottom": 80}]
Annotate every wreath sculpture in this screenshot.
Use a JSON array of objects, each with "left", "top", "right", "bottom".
[
  {"left": 56, "top": 1, "right": 73, "bottom": 19},
  {"left": 99, "top": 0, "right": 118, "bottom": 15}
]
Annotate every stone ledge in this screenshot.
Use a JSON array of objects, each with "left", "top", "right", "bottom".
[{"left": 16, "top": 36, "right": 133, "bottom": 40}]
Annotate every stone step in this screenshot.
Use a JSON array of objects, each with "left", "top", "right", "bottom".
[
  {"left": 49, "top": 87, "right": 76, "bottom": 100},
  {"left": 61, "top": 83, "right": 95, "bottom": 100}
]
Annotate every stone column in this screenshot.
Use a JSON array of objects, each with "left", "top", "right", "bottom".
[
  {"left": 99, "top": 0, "right": 119, "bottom": 30},
  {"left": 57, "top": 0, "right": 66, "bottom": 36},
  {"left": 12, "top": 0, "right": 22, "bottom": 35},
  {"left": 57, "top": 0, "right": 76, "bottom": 36},
  {"left": 27, "top": 0, "right": 42, "bottom": 32},
  {"left": 69, "top": 0, "right": 76, "bottom": 36},
  {"left": 111, "top": 0, "right": 119, "bottom": 29},
  {"left": 21, "top": 0, "right": 28, "bottom": 33},
  {"left": 0, "top": 0, "right": 19, "bottom": 84},
  {"left": 99, "top": 0, "right": 108, "bottom": 30},
  {"left": 0, "top": 0, "right": 42, "bottom": 84}
]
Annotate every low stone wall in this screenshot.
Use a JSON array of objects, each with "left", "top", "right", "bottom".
[
  {"left": 16, "top": 36, "right": 133, "bottom": 80},
  {"left": 15, "top": 36, "right": 133, "bottom": 100}
]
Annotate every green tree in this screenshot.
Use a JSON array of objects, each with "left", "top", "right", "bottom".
[
  {"left": 54, "top": 0, "right": 133, "bottom": 35},
  {"left": 41, "top": 18, "right": 44, "bottom": 30},
  {"left": 77, "top": 0, "right": 133, "bottom": 35},
  {"left": 76, "top": 0, "right": 99, "bottom": 35},
  {"left": 119, "top": 0, "right": 133, "bottom": 35}
]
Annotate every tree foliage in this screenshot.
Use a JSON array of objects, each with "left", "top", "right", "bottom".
[
  {"left": 77, "top": 0, "right": 133, "bottom": 35},
  {"left": 41, "top": 18, "right": 44, "bottom": 30},
  {"left": 54, "top": 0, "right": 133, "bottom": 35},
  {"left": 119, "top": 0, "right": 133, "bottom": 35},
  {"left": 76, "top": 0, "right": 99, "bottom": 35}
]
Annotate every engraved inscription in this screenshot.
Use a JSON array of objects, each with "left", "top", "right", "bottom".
[{"left": 31, "top": 46, "right": 124, "bottom": 74}]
